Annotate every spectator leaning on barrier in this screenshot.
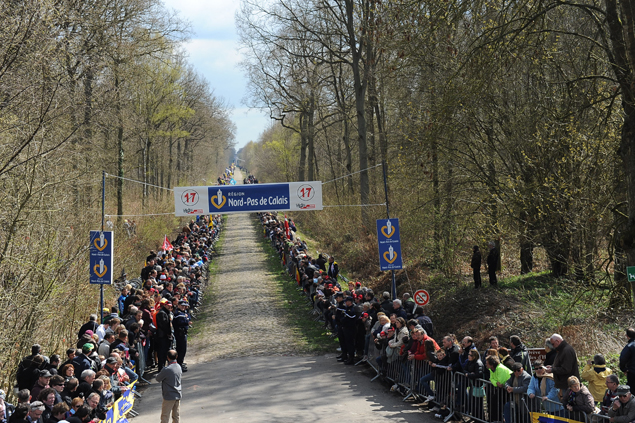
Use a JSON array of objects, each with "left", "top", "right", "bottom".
[
  {"left": 503, "top": 362, "right": 532, "bottom": 423},
  {"left": 486, "top": 355, "right": 512, "bottom": 423},
  {"left": 619, "top": 327, "right": 635, "bottom": 394},
  {"left": 601, "top": 375, "right": 621, "bottom": 415},
  {"left": 608, "top": 384, "right": 635, "bottom": 423},
  {"left": 562, "top": 376, "right": 594, "bottom": 422},
  {"left": 527, "top": 360, "right": 562, "bottom": 414},
  {"left": 581, "top": 354, "right": 612, "bottom": 403},
  {"left": 547, "top": 333, "right": 580, "bottom": 392}
]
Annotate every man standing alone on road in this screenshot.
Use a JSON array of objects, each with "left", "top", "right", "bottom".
[{"left": 156, "top": 350, "right": 182, "bottom": 423}]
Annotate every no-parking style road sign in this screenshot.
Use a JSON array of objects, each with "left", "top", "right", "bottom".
[
  {"left": 413, "top": 289, "right": 430, "bottom": 306},
  {"left": 90, "top": 231, "right": 113, "bottom": 285},
  {"left": 376, "top": 218, "right": 403, "bottom": 271}
]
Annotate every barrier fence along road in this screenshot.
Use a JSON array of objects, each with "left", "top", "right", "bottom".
[{"left": 278, "top": 234, "right": 610, "bottom": 423}]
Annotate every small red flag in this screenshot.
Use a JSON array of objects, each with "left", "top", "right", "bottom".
[{"left": 162, "top": 235, "right": 173, "bottom": 251}]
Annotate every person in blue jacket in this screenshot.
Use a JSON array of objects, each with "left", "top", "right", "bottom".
[
  {"left": 619, "top": 327, "right": 635, "bottom": 394},
  {"left": 528, "top": 360, "right": 565, "bottom": 415}
]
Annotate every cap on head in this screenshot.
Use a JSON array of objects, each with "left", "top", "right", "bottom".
[{"left": 616, "top": 385, "right": 631, "bottom": 396}]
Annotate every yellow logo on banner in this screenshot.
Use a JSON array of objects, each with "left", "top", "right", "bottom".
[
  {"left": 93, "top": 263, "right": 108, "bottom": 278},
  {"left": 211, "top": 189, "right": 226, "bottom": 209},
  {"left": 383, "top": 250, "right": 398, "bottom": 264},
  {"left": 530, "top": 412, "right": 580, "bottom": 423},
  {"left": 381, "top": 225, "right": 395, "bottom": 238},
  {"left": 94, "top": 237, "right": 108, "bottom": 251}
]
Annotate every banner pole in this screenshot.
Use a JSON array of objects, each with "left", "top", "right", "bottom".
[
  {"left": 100, "top": 171, "right": 105, "bottom": 321},
  {"left": 382, "top": 161, "right": 397, "bottom": 300}
]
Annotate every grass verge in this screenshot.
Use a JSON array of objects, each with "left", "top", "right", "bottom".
[{"left": 254, "top": 216, "right": 338, "bottom": 354}]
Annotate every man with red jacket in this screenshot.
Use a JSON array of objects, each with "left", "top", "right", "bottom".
[{"left": 409, "top": 329, "right": 440, "bottom": 361}]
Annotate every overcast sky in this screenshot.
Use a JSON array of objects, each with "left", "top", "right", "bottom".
[{"left": 162, "top": 0, "right": 270, "bottom": 150}]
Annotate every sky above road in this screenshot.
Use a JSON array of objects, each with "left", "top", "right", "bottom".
[{"left": 162, "top": 0, "right": 270, "bottom": 149}]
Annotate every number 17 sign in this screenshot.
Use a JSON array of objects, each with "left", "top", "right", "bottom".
[{"left": 173, "top": 182, "right": 323, "bottom": 216}]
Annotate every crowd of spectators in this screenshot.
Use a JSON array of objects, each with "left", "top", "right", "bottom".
[
  {"left": 3, "top": 210, "right": 222, "bottom": 423},
  {"left": 257, "top": 206, "right": 635, "bottom": 423}
]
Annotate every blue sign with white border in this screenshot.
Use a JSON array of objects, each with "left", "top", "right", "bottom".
[
  {"left": 90, "top": 231, "right": 113, "bottom": 285},
  {"left": 174, "top": 182, "right": 323, "bottom": 216},
  {"left": 377, "top": 218, "right": 403, "bottom": 271}
]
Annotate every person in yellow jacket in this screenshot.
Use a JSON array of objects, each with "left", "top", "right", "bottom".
[
  {"left": 581, "top": 354, "right": 613, "bottom": 403},
  {"left": 486, "top": 355, "right": 512, "bottom": 422}
]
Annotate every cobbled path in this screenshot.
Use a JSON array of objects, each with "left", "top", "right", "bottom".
[{"left": 188, "top": 173, "right": 304, "bottom": 362}]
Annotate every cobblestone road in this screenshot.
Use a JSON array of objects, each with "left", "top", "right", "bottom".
[{"left": 188, "top": 173, "right": 304, "bottom": 362}]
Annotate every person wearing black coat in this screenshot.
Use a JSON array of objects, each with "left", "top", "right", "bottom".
[
  {"left": 327, "top": 257, "right": 339, "bottom": 280},
  {"left": 620, "top": 327, "right": 635, "bottom": 394},
  {"left": 465, "top": 350, "right": 485, "bottom": 420},
  {"left": 314, "top": 254, "right": 327, "bottom": 272},
  {"left": 77, "top": 317, "right": 98, "bottom": 340},
  {"left": 155, "top": 300, "right": 173, "bottom": 372}
]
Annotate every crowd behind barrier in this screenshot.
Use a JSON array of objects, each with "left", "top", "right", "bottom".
[
  {"left": 257, "top": 207, "right": 635, "bottom": 423},
  {"left": 2, "top": 167, "right": 232, "bottom": 423}
]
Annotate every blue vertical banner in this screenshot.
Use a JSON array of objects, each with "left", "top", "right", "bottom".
[
  {"left": 90, "top": 231, "right": 113, "bottom": 285},
  {"left": 377, "top": 218, "right": 403, "bottom": 271}
]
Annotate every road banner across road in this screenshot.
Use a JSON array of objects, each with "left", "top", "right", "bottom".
[
  {"left": 174, "top": 182, "right": 323, "bottom": 216},
  {"left": 376, "top": 218, "right": 403, "bottom": 271},
  {"left": 90, "top": 231, "right": 113, "bottom": 285}
]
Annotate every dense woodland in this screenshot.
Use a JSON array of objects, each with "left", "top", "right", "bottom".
[
  {"left": 0, "top": 0, "right": 234, "bottom": 391},
  {"left": 236, "top": 0, "right": 635, "bottom": 307}
]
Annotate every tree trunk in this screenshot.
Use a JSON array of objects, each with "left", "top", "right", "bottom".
[
  {"left": 432, "top": 137, "right": 440, "bottom": 263},
  {"left": 298, "top": 113, "right": 307, "bottom": 181},
  {"left": 115, "top": 72, "right": 124, "bottom": 224},
  {"left": 345, "top": 0, "right": 369, "bottom": 225},
  {"left": 307, "top": 105, "right": 315, "bottom": 181}
]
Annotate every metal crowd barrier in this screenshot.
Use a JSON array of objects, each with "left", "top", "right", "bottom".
[
  {"left": 590, "top": 413, "right": 610, "bottom": 423},
  {"left": 267, "top": 224, "right": 599, "bottom": 422}
]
